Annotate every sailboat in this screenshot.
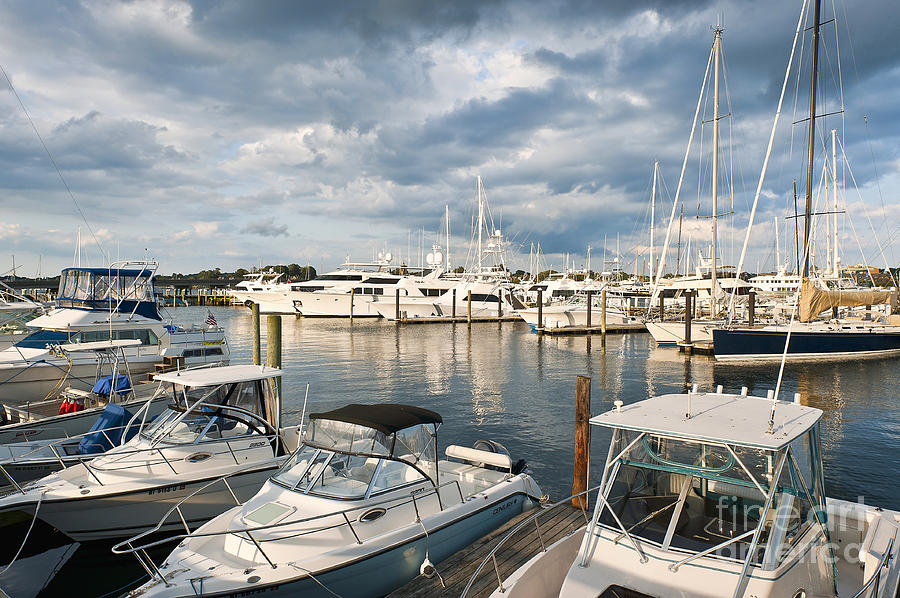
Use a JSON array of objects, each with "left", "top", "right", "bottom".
[
  {"left": 645, "top": 27, "right": 750, "bottom": 346},
  {"left": 712, "top": 0, "right": 900, "bottom": 362}
]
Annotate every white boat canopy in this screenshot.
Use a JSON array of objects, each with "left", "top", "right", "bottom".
[
  {"left": 57, "top": 339, "right": 143, "bottom": 352},
  {"left": 590, "top": 392, "right": 822, "bottom": 450},
  {"left": 154, "top": 364, "right": 281, "bottom": 387}
]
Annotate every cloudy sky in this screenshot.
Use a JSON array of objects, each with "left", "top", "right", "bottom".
[{"left": 0, "top": 0, "right": 897, "bottom": 277}]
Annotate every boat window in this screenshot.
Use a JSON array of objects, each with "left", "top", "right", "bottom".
[
  {"left": 272, "top": 446, "right": 321, "bottom": 490},
  {"left": 369, "top": 459, "right": 426, "bottom": 495},
  {"left": 304, "top": 419, "right": 393, "bottom": 457},
  {"left": 467, "top": 293, "right": 499, "bottom": 303},
  {"left": 362, "top": 277, "right": 399, "bottom": 285},
  {"left": 307, "top": 453, "right": 383, "bottom": 498},
  {"left": 601, "top": 432, "right": 778, "bottom": 563},
  {"left": 318, "top": 274, "right": 364, "bottom": 281},
  {"left": 13, "top": 329, "right": 70, "bottom": 349}
]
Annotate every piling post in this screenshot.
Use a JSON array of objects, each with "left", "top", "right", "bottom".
[
  {"left": 252, "top": 303, "right": 261, "bottom": 366},
  {"left": 452, "top": 289, "right": 456, "bottom": 319},
  {"left": 395, "top": 288, "right": 400, "bottom": 322},
  {"left": 537, "top": 289, "right": 543, "bottom": 330},
  {"left": 572, "top": 375, "right": 591, "bottom": 510},
  {"left": 497, "top": 290, "right": 502, "bottom": 318},
  {"left": 748, "top": 290, "right": 756, "bottom": 326},
  {"left": 266, "top": 315, "right": 282, "bottom": 399},
  {"left": 586, "top": 290, "right": 592, "bottom": 328},
  {"left": 349, "top": 288, "right": 354, "bottom": 321},
  {"left": 659, "top": 294, "right": 665, "bottom": 319},
  {"left": 467, "top": 290, "right": 472, "bottom": 324},
  {"left": 600, "top": 289, "right": 607, "bottom": 335},
  {"left": 684, "top": 291, "right": 693, "bottom": 344}
]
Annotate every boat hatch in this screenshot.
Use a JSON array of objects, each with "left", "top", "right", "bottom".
[
  {"left": 273, "top": 403, "right": 441, "bottom": 499},
  {"left": 244, "top": 502, "right": 295, "bottom": 526}
]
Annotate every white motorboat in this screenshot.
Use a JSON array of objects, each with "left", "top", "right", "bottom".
[
  {"left": 466, "top": 388, "right": 900, "bottom": 598},
  {"left": 0, "top": 339, "right": 169, "bottom": 445},
  {"left": 120, "top": 403, "right": 543, "bottom": 597},
  {"left": 0, "top": 364, "right": 298, "bottom": 543},
  {"left": 644, "top": 319, "right": 724, "bottom": 346},
  {"left": 516, "top": 295, "right": 642, "bottom": 330},
  {"left": 375, "top": 278, "right": 519, "bottom": 320},
  {"left": 0, "top": 262, "right": 229, "bottom": 403},
  {"left": 230, "top": 271, "right": 295, "bottom": 314}
]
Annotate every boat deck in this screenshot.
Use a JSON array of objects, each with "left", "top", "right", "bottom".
[{"left": 389, "top": 502, "right": 586, "bottom": 598}]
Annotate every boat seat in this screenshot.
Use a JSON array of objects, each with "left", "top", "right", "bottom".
[{"left": 445, "top": 444, "right": 512, "bottom": 471}]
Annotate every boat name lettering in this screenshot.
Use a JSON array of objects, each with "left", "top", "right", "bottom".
[
  {"left": 492, "top": 498, "right": 516, "bottom": 515},
  {"left": 231, "top": 585, "right": 281, "bottom": 596},
  {"left": 250, "top": 441, "right": 267, "bottom": 448},
  {"left": 148, "top": 483, "right": 186, "bottom": 495}
]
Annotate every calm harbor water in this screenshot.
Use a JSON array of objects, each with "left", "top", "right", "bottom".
[{"left": 32, "top": 305, "right": 900, "bottom": 596}]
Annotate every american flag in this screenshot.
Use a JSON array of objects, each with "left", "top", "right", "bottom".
[{"left": 205, "top": 310, "right": 218, "bottom": 327}]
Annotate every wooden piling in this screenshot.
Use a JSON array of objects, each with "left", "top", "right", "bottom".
[
  {"left": 537, "top": 289, "right": 543, "bottom": 329},
  {"left": 452, "top": 289, "right": 456, "bottom": 318},
  {"left": 266, "top": 315, "right": 282, "bottom": 399},
  {"left": 497, "top": 290, "right": 502, "bottom": 317},
  {"left": 395, "top": 288, "right": 400, "bottom": 321},
  {"left": 684, "top": 291, "right": 692, "bottom": 344},
  {"left": 748, "top": 290, "right": 756, "bottom": 325},
  {"left": 251, "top": 303, "right": 261, "bottom": 366},
  {"left": 586, "top": 290, "right": 592, "bottom": 328},
  {"left": 349, "top": 288, "right": 355, "bottom": 321},
  {"left": 467, "top": 290, "right": 472, "bottom": 324},
  {"left": 600, "top": 289, "right": 607, "bottom": 335},
  {"left": 573, "top": 375, "right": 591, "bottom": 510}
]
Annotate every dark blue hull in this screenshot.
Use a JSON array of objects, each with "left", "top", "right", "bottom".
[{"left": 713, "top": 327, "right": 900, "bottom": 361}]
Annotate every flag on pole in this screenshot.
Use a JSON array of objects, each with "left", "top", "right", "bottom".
[{"left": 205, "top": 309, "right": 218, "bottom": 327}]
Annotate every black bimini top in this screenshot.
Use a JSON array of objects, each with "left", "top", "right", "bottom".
[{"left": 309, "top": 404, "right": 442, "bottom": 435}]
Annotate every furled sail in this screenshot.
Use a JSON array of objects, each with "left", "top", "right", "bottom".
[{"left": 798, "top": 278, "right": 891, "bottom": 322}]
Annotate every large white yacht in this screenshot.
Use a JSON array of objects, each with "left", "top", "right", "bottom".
[
  {"left": 466, "top": 389, "right": 900, "bottom": 598},
  {"left": 289, "top": 252, "right": 458, "bottom": 318},
  {"left": 230, "top": 271, "right": 295, "bottom": 314},
  {"left": 0, "top": 262, "right": 229, "bottom": 403},
  {"left": 121, "top": 402, "right": 543, "bottom": 597}
]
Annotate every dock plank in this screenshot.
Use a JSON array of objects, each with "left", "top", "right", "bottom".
[{"left": 389, "top": 503, "right": 586, "bottom": 598}]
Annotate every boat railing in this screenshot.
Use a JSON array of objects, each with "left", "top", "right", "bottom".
[
  {"left": 460, "top": 488, "right": 594, "bottom": 598},
  {"left": 112, "top": 475, "right": 473, "bottom": 586},
  {"left": 851, "top": 536, "right": 895, "bottom": 598}
]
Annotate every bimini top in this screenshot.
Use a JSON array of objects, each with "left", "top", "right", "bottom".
[
  {"left": 309, "top": 403, "right": 442, "bottom": 435},
  {"left": 56, "top": 266, "right": 159, "bottom": 321},
  {"left": 590, "top": 392, "right": 822, "bottom": 451},
  {"left": 154, "top": 364, "right": 281, "bottom": 387}
]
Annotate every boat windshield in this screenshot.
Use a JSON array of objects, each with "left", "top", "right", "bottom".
[
  {"left": 141, "top": 381, "right": 269, "bottom": 445},
  {"left": 600, "top": 430, "right": 820, "bottom": 568},
  {"left": 272, "top": 445, "right": 426, "bottom": 499}
]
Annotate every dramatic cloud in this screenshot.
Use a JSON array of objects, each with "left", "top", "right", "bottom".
[{"left": 0, "top": 0, "right": 897, "bottom": 275}]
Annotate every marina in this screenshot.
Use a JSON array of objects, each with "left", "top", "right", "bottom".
[{"left": 1, "top": 0, "right": 898, "bottom": 595}]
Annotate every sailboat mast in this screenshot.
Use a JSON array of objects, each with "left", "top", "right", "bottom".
[
  {"left": 832, "top": 128, "right": 838, "bottom": 276},
  {"left": 445, "top": 204, "right": 451, "bottom": 272},
  {"left": 803, "top": 0, "right": 822, "bottom": 277},
  {"left": 711, "top": 26, "right": 722, "bottom": 312},
  {"left": 650, "top": 161, "right": 657, "bottom": 286},
  {"left": 477, "top": 176, "right": 484, "bottom": 277}
]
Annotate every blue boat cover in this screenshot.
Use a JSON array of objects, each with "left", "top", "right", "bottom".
[
  {"left": 78, "top": 403, "right": 139, "bottom": 455},
  {"left": 92, "top": 374, "right": 132, "bottom": 396}
]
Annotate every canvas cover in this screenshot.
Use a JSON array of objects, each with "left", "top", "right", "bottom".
[{"left": 798, "top": 278, "right": 891, "bottom": 322}]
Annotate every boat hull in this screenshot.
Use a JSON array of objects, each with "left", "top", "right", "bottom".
[
  {"left": 645, "top": 321, "right": 718, "bottom": 345},
  {"left": 713, "top": 327, "right": 900, "bottom": 361},
  {"left": 231, "top": 291, "right": 296, "bottom": 314},
  {"left": 134, "top": 491, "right": 535, "bottom": 598}
]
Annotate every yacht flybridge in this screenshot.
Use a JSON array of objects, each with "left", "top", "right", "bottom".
[
  {"left": 0, "top": 262, "right": 229, "bottom": 403},
  {"left": 470, "top": 389, "right": 900, "bottom": 598},
  {"left": 0, "top": 364, "right": 296, "bottom": 543},
  {"left": 121, "top": 403, "right": 542, "bottom": 598}
]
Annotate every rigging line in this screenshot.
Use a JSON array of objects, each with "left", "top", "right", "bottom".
[
  {"left": 837, "top": 135, "right": 897, "bottom": 287},
  {"left": 0, "top": 62, "right": 105, "bottom": 261}
]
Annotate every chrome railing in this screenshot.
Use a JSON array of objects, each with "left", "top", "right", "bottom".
[
  {"left": 851, "top": 536, "right": 895, "bottom": 598},
  {"left": 112, "top": 476, "right": 472, "bottom": 586}
]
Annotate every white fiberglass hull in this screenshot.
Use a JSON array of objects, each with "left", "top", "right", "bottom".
[
  {"left": 231, "top": 291, "right": 295, "bottom": 314},
  {"left": 644, "top": 320, "right": 720, "bottom": 345},
  {"left": 516, "top": 307, "right": 637, "bottom": 329},
  {"left": 294, "top": 293, "right": 382, "bottom": 318}
]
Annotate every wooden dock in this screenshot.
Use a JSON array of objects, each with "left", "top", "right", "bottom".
[
  {"left": 677, "top": 341, "right": 715, "bottom": 355},
  {"left": 396, "top": 315, "right": 523, "bottom": 324},
  {"left": 535, "top": 323, "right": 647, "bottom": 335},
  {"left": 389, "top": 503, "right": 587, "bottom": 598}
]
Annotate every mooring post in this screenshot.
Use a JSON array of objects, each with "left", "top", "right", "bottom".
[
  {"left": 684, "top": 291, "right": 693, "bottom": 344},
  {"left": 497, "top": 290, "right": 502, "bottom": 318},
  {"left": 748, "top": 290, "right": 756, "bottom": 326},
  {"left": 600, "top": 289, "right": 607, "bottom": 335},
  {"left": 349, "top": 288, "right": 354, "bottom": 321},
  {"left": 586, "top": 290, "right": 592, "bottom": 328},
  {"left": 395, "top": 288, "right": 400, "bottom": 322},
  {"left": 659, "top": 294, "right": 665, "bottom": 319},
  {"left": 266, "top": 315, "right": 282, "bottom": 400},
  {"left": 452, "top": 289, "right": 456, "bottom": 319},
  {"left": 537, "top": 289, "right": 543, "bottom": 330},
  {"left": 252, "top": 303, "right": 261, "bottom": 366},
  {"left": 467, "top": 290, "right": 472, "bottom": 324},
  {"left": 573, "top": 375, "right": 591, "bottom": 510}
]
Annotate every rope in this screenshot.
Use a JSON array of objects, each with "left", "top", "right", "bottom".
[{"left": 0, "top": 492, "right": 44, "bottom": 575}]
